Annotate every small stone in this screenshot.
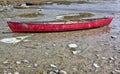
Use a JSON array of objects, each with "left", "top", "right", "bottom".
[
  {"left": 15, "top": 61, "right": 21, "bottom": 65},
  {"left": 50, "top": 64, "right": 57, "bottom": 68},
  {"left": 49, "top": 71, "right": 55, "bottom": 74},
  {"left": 93, "top": 63, "right": 100, "bottom": 68},
  {"left": 3, "top": 70, "right": 7, "bottom": 74},
  {"left": 56, "top": 16, "right": 64, "bottom": 20},
  {"left": 34, "top": 64, "right": 39, "bottom": 68},
  {"left": 3, "top": 60, "right": 9, "bottom": 64},
  {"left": 101, "top": 57, "right": 107, "bottom": 60},
  {"left": 59, "top": 70, "right": 67, "bottom": 74},
  {"left": 9, "top": 66, "right": 13, "bottom": 69},
  {"left": 72, "top": 50, "right": 81, "bottom": 55},
  {"left": 115, "top": 69, "right": 120, "bottom": 73},
  {"left": 53, "top": 44, "right": 56, "bottom": 47},
  {"left": 14, "top": 72, "right": 19, "bottom": 74},
  {"left": 8, "top": 72, "right": 12, "bottom": 74},
  {"left": 109, "top": 57, "right": 115, "bottom": 60},
  {"left": 111, "top": 35, "right": 117, "bottom": 39},
  {"left": 68, "top": 44, "right": 78, "bottom": 48},
  {"left": 22, "top": 59, "right": 29, "bottom": 63}
]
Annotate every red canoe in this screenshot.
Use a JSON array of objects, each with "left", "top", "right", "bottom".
[{"left": 7, "top": 17, "right": 113, "bottom": 33}]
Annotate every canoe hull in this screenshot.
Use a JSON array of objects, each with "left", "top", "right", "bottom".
[{"left": 7, "top": 17, "right": 113, "bottom": 33}]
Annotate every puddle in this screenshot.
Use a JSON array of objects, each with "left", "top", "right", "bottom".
[
  {"left": 57, "top": 12, "right": 95, "bottom": 20},
  {"left": 0, "top": 36, "right": 30, "bottom": 44},
  {"left": 18, "top": 13, "right": 44, "bottom": 18}
]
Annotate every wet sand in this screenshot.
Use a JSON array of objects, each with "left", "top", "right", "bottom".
[{"left": 0, "top": 0, "right": 120, "bottom": 74}]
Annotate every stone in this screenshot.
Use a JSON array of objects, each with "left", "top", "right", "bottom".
[
  {"left": 68, "top": 44, "right": 78, "bottom": 48},
  {"left": 93, "top": 63, "right": 100, "bottom": 68}
]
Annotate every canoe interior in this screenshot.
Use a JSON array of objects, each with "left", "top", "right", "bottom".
[{"left": 7, "top": 17, "right": 110, "bottom": 25}]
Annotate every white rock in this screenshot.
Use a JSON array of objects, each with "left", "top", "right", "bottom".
[
  {"left": 111, "top": 35, "right": 117, "bottom": 38},
  {"left": 101, "top": 57, "right": 107, "bottom": 60},
  {"left": 3, "top": 70, "right": 7, "bottom": 74},
  {"left": 3, "top": 60, "right": 9, "bottom": 64},
  {"left": 68, "top": 44, "right": 78, "bottom": 48},
  {"left": 93, "top": 63, "right": 100, "bottom": 68},
  {"left": 56, "top": 15, "right": 64, "bottom": 20},
  {"left": 50, "top": 64, "right": 57, "bottom": 68},
  {"left": 14, "top": 72, "right": 19, "bottom": 74},
  {"left": 0, "top": 38, "right": 21, "bottom": 43},
  {"left": 109, "top": 57, "right": 115, "bottom": 60},
  {"left": 34, "top": 64, "right": 39, "bottom": 68},
  {"left": 8, "top": 72, "right": 12, "bottom": 74},
  {"left": 22, "top": 59, "right": 29, "bottom": 63},
  {"left": 72, "top": 50, "right": 81, "bottom": 55},
  {"left": 53, "top": 44, "right": 56, "bottom": 47},
  {"left": 16, "top": 61, "right": 21, "bottom": 65},
  {"left": 49, "top": 71, "right": 55, "bottom": 74},
  {"left": 0, "top": 36, "right": 30, "bottom": 44},
  {"left": 115, "top": 69, "right": 120, "bottom": 73},
  {"left": 59, "top": 70, "right": 67, "bottom": 74}
]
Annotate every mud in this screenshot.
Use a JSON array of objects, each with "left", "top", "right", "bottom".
[{"left": 0, "top": 0, "right": 120, "bottom": 74}]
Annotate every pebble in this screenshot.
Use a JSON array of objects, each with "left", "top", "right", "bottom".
[
  {"left": 3, "top": 60, "right": 9, "bottom": 64},
  {"left": 59, "top": 70, "right": 67, "bottom": 74},
  {"left": 109, "top": 57, "right": 115, "bottom": 60},
  {"left": 15, "top": 61, "right": 21, "bottom": 65},
  {"left": 3, "top": 70, "right": 7, "bottom": 74},
  {"left": 93, "top": 63, "right": 100, "bottom": 68},
  {"left": 53, "top": 44, "right": 56, "bottom": 47},
  {"left": 101, "top": 57, "right": 107, "bottom": 60},
  {"left": 111, "top": 35, "right": 117, "bottom": 39},
  {"left": 22, "top": 59, "right": 29, "bottom": 63},
  {"left": 49, "top": 71, "right": 55, "bottom": 74},
  {"left": 56, "top": 15, "right": 64, "bottom": 20},
  {"left": 8, "top": 72, "right": 12, "bottom": 74},
  {"left": 50, "top": 64, "right": 57, "bottom": 68},
  {"left": 33, "top": 63, "right": 39, "bottom": 68},
  {"left": 115, "top": 69, "right": 120, "bottom": 73},
  {"left": 14, "top": 72, "right": 19, "bottom": 74},
  {"left": 68, "top": 44, "right": 78, "bottom": 48},
  {"left": 72, "top": 50, "right": 81, "bottom": 55}
]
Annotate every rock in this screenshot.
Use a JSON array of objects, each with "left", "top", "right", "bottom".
[
  {"left": 33, "top": 64, "right": 39, "bottom": 68},
  {"left": 14, "top": 72, "right": 19, "bottom": 74},
  {"left": 72, "top": 50, "right": 81, "bottom": 55},
  {"left": 115, "top": 69, "right": 120, "bottom": 73},
  {"left": 50, "top": 64, "right": 57, "bottom": 68},
  {"left": 53, "top": 44, "right": 56, "bottom": 47},
  {"left": 48, "top": 69, "right": 67, "bottom": 74},
  {"left": 3, "top": 70, "right": 7, "bottom": 74},
  {"left": 56, "top": 16, "right": 64, "bottom": 20},
  {"left": 22, "top": 59, "right": 29, "bottom": 64},
  {"left": 101, "top": 57, "right": 107, "bottom": 60},
  {"left": 109, "top": 57, "right": 115, "bottom": 60},
  {"left": 49, "top": 71, "right": 56, "bottom": 74},
  {"left": 59, "top": 70, "right": 67, "bottom": 74},
  {"left": 15, "top": 61, "right": 21, "bottom": 65},
  {"left": 3, "top": 60, "right": 9, "bottom": 64},
  {"left": 68, "top": 44, "right": 78, "bottom": 48},
  {"left": 8, "top": 72, "right": 12, "bottom": 74},
  {"left": 111, "top": 35, "right": 117, "bottom": 39},
  {"left": 93, "top": 63, "right": 100, "bottom": 68}
]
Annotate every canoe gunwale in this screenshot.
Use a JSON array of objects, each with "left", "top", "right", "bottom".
[{"left": 7, "top": 17, "right": 110, "bottom": 25}]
